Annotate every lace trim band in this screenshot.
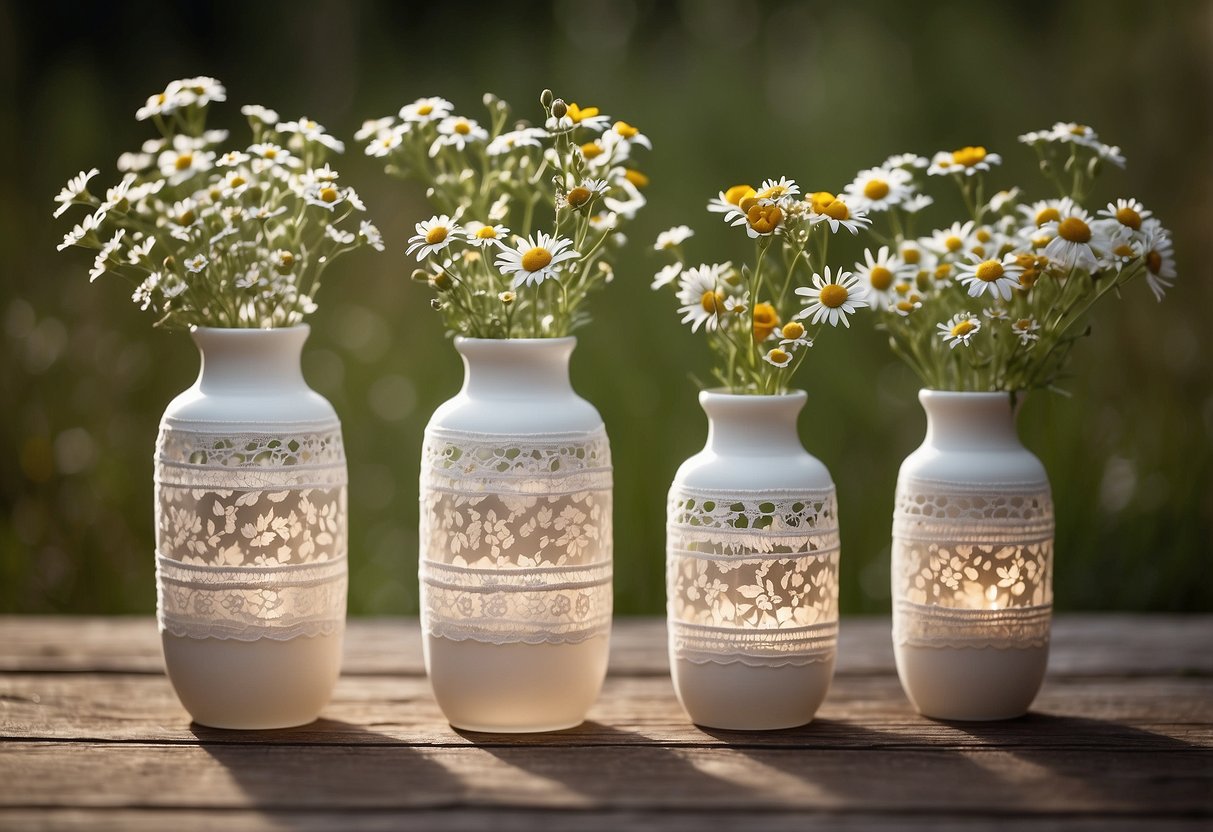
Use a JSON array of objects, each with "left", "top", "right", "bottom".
[
  {"left": 671, "top": 620, "right": 838, "bottom": 667},
  {"left": 894, "top": 599, "right": 1052, "bottom": 649}
]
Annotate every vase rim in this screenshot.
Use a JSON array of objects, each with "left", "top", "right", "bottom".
[
  {"left": 190, "top": 324, "right": 310, "bottom": 335},
  {"left": 919, "top": 389, "right": 1013, "bottom": 400},
  {"left": 454, "top": 335, "right": 577, "bottom": 346},
  {"left": 700, "top": 387, "right": 806, "bottom": 401}
]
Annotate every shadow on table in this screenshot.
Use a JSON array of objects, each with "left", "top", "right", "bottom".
[{"left": 191, "top": 718, "right": 460, "bottom": 809}]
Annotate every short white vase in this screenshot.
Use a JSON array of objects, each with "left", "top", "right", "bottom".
[
  {"left": 155, "top": 325, "right": 347, "bottom": 729},
  {"left": 419, "top": 337, "right": 612, "bottom": 733},
  {"left": 892, "top": 390, "right": 1054, "bottom": 721},
  {"left": 667, "top": 390, "right": 839, "bottom": 730}
]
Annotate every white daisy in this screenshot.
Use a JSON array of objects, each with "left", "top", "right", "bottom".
[
  {"left": 429, "top": 117, "right": 489, "bottom": 156},
  {"left": 400, "top": 97, "right": 453, "bottom": 124},
  {"left": 778, "top": 321, "right": 813, "bottom": 350},
  {"left": 937, "top": 313, "right": 981, "bottom": 348},
  {"left": 495, "top": 231, "right": 579, "bottom": 288},
  {"left": 355, "top": 116, "right": 397, "bottom": 142},
  {"left": 89, "top": 230, "right": 126, "bottom": 282},
  {"left": 1140, "top": 222, "right": 1176, "bottom": 301},
  {"left": 808, "top": 198, "right": 871, "bottom": 235},
  {"left": 359, "top": 220, "right": 385, "bottom": 252},
  {"left": 842, "top": 166, "right": 912, "bottom": 212},
  {"left": 1017, "top": 197, "right": 1076, "bottom": 232},
  {"left": 463, "top": 221, "right": 509, "bottom": 248},
  {"left": 53, "top": 168, "right": 100, "bottom": 218},
  {"left": 654, "top": 225, "right": 694, "bottom": 252},
  {"left": 487, "top": 128, "right": 546, "bottom": 156},
  {"left": 117, "top": 152, "right": 154, "bottom": 173},
  {"left": 185, "top": 254, "right": 208, "bottom": 273},
  {"left": 763, "top": 348, "right": 794, "bottom": 368},
  {"left": 1010, "top": 317, "right": 1041, "bottom": 345},
  {"left": 1018, "top": 129, "right": 1051, "bottom": 145},
  {"left": 707, "top": 184, "right": 755, "bottom": 216},
  {"left": 247, "top": 143, "right": 299, "bottom": 171},
  {"left": 407, "top": 215, "right": 462, "bottom": 261},
  {"left": 955, "top": 253, "right": 1025, "bottom": 301},
  {"left": 676, "top": 263, "right": 733, "bottom": 333},
  {"left": 604, "top": 179, "right": 646, "bottom": 220},
  {"left": 609, "top": 120, "right": 651, "bottom": 149},
  {"left": 928, "top": 146, "right": 1001, "bottom": 177},
  {"left": 1048, "top": 122, "right": 1099, "bottom": 146},
  {"left": 652, "top": 262, "right": 683, "bottom": 290},
  {"left": 241, "top": 104, "right": 280, "bottom": 125},
  {"left": 563, "top": 178, "right": 610, "bottom": 210},
  {"left": 794, "top": 267, "right": 870, "bottom": 328},
  {"left": 902, "top": 193, "right": 934, "bottom": 214},
  {"left": 1094, "top": 142, "right": 1126, "bottom": 169},
  {"left": 753, "top": 177, "right": 800, "bottom": 204},
  {"left": 884, "top": 153, "right": 929, "bottom": 170},
  {"left": 588, "top": 212, "right": 619, "bottom": 232},
  {"left": 1096, "top": 198, "right": 1152, "bottom": 236},
  {"left": 926, "top": 221, "right": 977, "bottom": 258},
  {"left": 554, "top": 102, "right": 612, "bottom": 133},
  {"left": 157, "top": 142, "right": 215, "bottom": 186},
  {"left": 175, "top": 76, "right": 226, "bottom": 107},
  {"left": 853, "top": 246, "right": 911, "bottom": 309},
  {"left": 986, "top": 187, "right": 1022, "bottom": 214},
  {"left": 892, "top": 293, "right": 923, "bottom": 317},
  {"left": 303, "top": 181, "right": 347, "bottom": 212},
  {"left": 1040, "top": 207, "right": 1099, "bottom": 272},
  {"left": 276, "top": 117, "right": 345, "bottom": 152},
  {"left": 58, "top": 212, "right": 101, "bottom": 251}
]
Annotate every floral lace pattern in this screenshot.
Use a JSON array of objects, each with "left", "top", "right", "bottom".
[
  {"left": 893, "top": 478, "right": 1053, "bottom": 649},
  {"left": 420, "top": 428, "right": 612, "bottom": 645},
  {"left": 667, "top": 486, "right": 840, "bottom": 667},
  {"left": 155, "top": 422, "right": 348, "bottom": 641}
]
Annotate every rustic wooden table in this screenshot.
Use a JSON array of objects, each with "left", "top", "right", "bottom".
[{"left": 1, "top": 615, "right": 1210, "bottom": 831}]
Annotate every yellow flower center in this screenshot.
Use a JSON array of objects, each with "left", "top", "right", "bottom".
[
  {"left": 701, "top": 290, "right": 726, "bottom": 314},
  {"left": 417, "top": 104, "right": 433, "bottom": 115},
  {"left": 975, "top": 260, "right": 1005, "bottom": 282},
  {"left": 1115, "top": 206, "right": 1142, "bottom": 229},
  {"left": 951, "top": 320, "right": 977, "bottom": 337},
  {"left": 863, "top": 179, "right": 890, "bottom": 200},
  {"left": 1014, "top": 252, "right": 1036, "bottom": 268},
  {"left": 976, "top": 229, "right": 992, "bottom": 243},
  {"left": 499, "top": 291, "right": 515, "bottom": 304},
  {"left": 625, "top": 169, "right": 649, "bottom": 188},
  {"left": 156, "top": 93, "right": 167, "bottom": 105},
  {"left": 177, "top": 210, "right": 195, "bottom": 226},
  {"left": 475, "top": 226, "right": 498, "bottom": 239},
  {"left": 614, "top": 121, "right": 639, "bottom": 138},
  {"left": 896, "top": 300, "right": 915, "bottom": 313},
  {"left": 1112, "top": 243, "right": 1135, "bottom": 258},
  {"left": 1035, "top": 207, "right": 1061, "bottom": 226},
  {"left": 567, "top": 103, "right": 598, "bottom": 123},
  {"left": 521, "top": 246, "right": 553, "bottom": 272},
  {"left": 781, "top": 321, "right": 805, "bottom": 340},
  {"left": 945, "top": 235, "right": 963, "bottom": 252},
  {"left": 752, "top": 302, "right": 779, "bottom": 326},
  {"left": 229, "top": 175, "right": 246, "bottom": 188},
  {"left": 567, "top": 186, "right": 592, "bottom": 207},
  {"left": 935, "top": 264, "right": 952, "bottom": 280},
  {"left": 951, "top": 146, "right": 988, "bottom": 167},
  {"left": 580, "top": 142, "right": 602, "bottom": 159},
  {"left": 756, "top": 185, "right": 788, "bottom": 201},
  {"left": 869, "top": 266, "right": 894, "bottom": 291},
  {"left": 894, "top": 282, "right": 910, "bottom": 296},
  {"left": 971, "top": 245, "right": 986, "bottom": 258},
  {"left": 1057, "top": 217, "right": 1091, "bottom": 243},
  {"left": 725, "top": 184, "right": 755, "bottom": 206},
  {"left": 1020, "top": 270, "right": 1039, "bottom": 288},
  {"left": 1068, "top": 124, "right": 1089, "bottom": 136},
  {"left": 454, "top": 120, "right": 471, "bottom": 135},
  {"left": 1014, "top": 318, "right": 1033, "bottom": 331},
  {"left": 809, "top": 192, "right": 836, "bottom": 213},
  {"left": 902, "top": 247, "right": 921, "bottom": 265},
  {"left": 425, "top": 226, "right": 448, "bottom": 244},
  {"left": 820, "top": 200, "right": 849, "bottom": 221},
  {"left": 174, "top": 153, "right": 194, "bottom": 171},
  {"left": 319, "top": 186, "right": 339, "bottom": 203},
  {"left": 746, "top": 204, "right": 783, "bottom": 234},
  {"left": 819, "top": 284, "right": 849, "bottom": 308},
  {"left": 767, "top": 349, "right": 790, "bottom": 365},
  {"left": 1146, "top": 250, "right": 1162, "bottom": 274},
  {"left": 264, "top": 147, "right": 278, "bottom": 159}
]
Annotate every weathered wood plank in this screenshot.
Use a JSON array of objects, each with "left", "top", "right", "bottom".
[
  {"left": 2, "top": 673, "right": 1212, "bottom": 749},
  {"left": 2, "top": 808, "right": 1207, "bottom": 832},
  {"left": 2, "top": 615, "right": 1211, "bottom": 676},
  {"left": 0, "top": 742, "right": 1208, "bottom": 815}
]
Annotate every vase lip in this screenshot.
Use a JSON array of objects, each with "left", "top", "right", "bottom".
[
  {"left": 700, "top": 387, "right": 807, "bottom": 405},
  {"left": 919, "top": 388, "right": 1013, "bottom": 401},
  {"left": 454, "top": 335, "right": 577, "bottom": 348},
  {"left": 190, "top": 323, "right": 310, "bottom": 337}
]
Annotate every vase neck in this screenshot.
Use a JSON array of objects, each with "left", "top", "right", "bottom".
[
  {"left": 701, "top": 390, "right": 807, "bottom": 457},
  {"left": 919, "top": 390, "right": 1023, "bottom": 451},
  {"left": 456, "top": 337, "right": 577, "bottom": 401},
  {"left": 191, "top": 326, "right": 309, "bottom": 394}
]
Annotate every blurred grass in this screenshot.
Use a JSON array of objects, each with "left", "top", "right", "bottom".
[{"left": 1, "top": 0, "right": 1210, "bottom": 616}]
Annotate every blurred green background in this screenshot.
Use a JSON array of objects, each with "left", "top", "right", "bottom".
[{"left": 2, "top": 0, "right": 1211, "bottom": 617}]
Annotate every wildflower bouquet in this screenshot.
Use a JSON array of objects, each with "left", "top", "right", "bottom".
[
  {"left": 847, "top": 123, "right": 1174, "bottom": 392},
  {"left": 54, "top": 76, "right": 381, "bottom": 329},
  {"left": 651, "top": 179, "right": 875, "bottom": 394},
  {"left": 360, "top": 91, "right": 650, "bottom": 338}
]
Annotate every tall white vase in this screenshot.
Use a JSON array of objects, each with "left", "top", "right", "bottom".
[
  {"left": 419, "top": 337, "right": 612, "bottom": 733},
  {"left": 892, "top": 390, "right": 1054, "bottom": 721},
  {"left": 155, "top": 325, "right": 347, "bottom": 729},
  {"left": 667, "top": 390, "right": 839, "bottom": 730}
]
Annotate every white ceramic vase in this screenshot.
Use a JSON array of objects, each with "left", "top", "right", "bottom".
[
  {"left": 419, "top": 337, "right": 612, "bottom": 733},
  {"left": 667, "top": 390, "right": 840, "bottom": 730},
  {"left": 155, "top": 325, "right": 347, "bottom": 729},
  {"left": 892, "top": 390, "right": 1054, "bottom": 721}
]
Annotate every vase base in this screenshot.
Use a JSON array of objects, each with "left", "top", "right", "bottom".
[
  {"left": 162, "top": 631, "right": 343, "bottom": 730},
  {"left": 671, "top": 654, "right": 835, "bottom": 731},
  {"left": 425, "top": 635, "right": 608, "bottom": 734},
  {"left": 895, "top": 642, "right": 1048, "bottom": 721}
]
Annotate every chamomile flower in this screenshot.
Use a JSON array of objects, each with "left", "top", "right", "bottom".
[
  {"left": 486, "top": 128, "right": 546, "bottom": 156},
  {"left": 588, "top": 211, "right": 619, "bottom": 233},
  {"left": 1049, "top": 122, "right": 1099, "bottom": 146},
  {"left": 676, "top": 263, "right": 733, "bottom": 332},
  {"left": 937, "top": 313, "right": 981, "bottom": 349},
  {"left": 175, "top": 76, "right": 226, "bottom": 107},
  {"left": 928, "top": 146, "right": 1001, "bottom": 177},
  {"left": 407, "top": 215, "right": 462, "bottom": 260},
  {"left": 429, "top": 117, "right": 489, "bottom": 156},
  {"left": 1140, "top": 222, "right": 1176, "bottom": 301},
  {"left": 53, "top": 168, "right": 100, "bottom": 218},
  {"left": 1040, "top": 207, "right": 1099, "bottom": 271},
  {"left": 764, "top": 348, "right": 794, "bottom": 368},
  {"left": 359, "top": 220, "right": 385, "bottom": 252},
  {"left": 185, "top": 254, "right": 208, "bottom": 273},
  {"left": 926, "top": 221, "right": 977, "bottom": 258},
  {"left": 1011, "top": 317, "right": 1041, "bottom": 345},
  {"left": 902, "top": 193, "right": 935, "bottom": 214},
  {"left": 732, "top": 202, "right": 784, "bottom": 237},
  {"left": 157, "top": 142, "right": 215, "bottom": 186},
  {"left": 853, "top": 246, "right": 911, "bottom": 308},
  {"left": 1017, "top": 197, "right": 1076, "bottom": 232},
  {"left": 303, "top": 181, "right": 348, "bottom": 212},
  {"left": 1096, "top": 198, "right": 1152, "bottom": 236},
  {"left": 610, "top": 120, "right": 651, "bottom": 149},
  {"left": 495, "top": 231, "right": 579, "bottom": 288},
  {"left": 987, "top": 187, "right": 1022, "bottom": 214},
  {"left": 563, "top": 178, "right": 609, "bottom": 210},
  {"left": 808, "top": 198, "right": 870, "bottom": 235},
  {"left": 546, "top": 102, "right": 611, "bottom": 133},
  {"left": 794, "top": 267, "right": 870, "bottom": 328},
  {"left": 778, "top": 321, "right": 813, "bottom": 350},
  {"left": 708, "top": 184, "right": 756, "bottom": 216},
  {"left": 240, "top": 104, "right": 280, "bottom": 125},
  {"left": 217, "top": 150, "right": 251, "bottom": 167},
  {"left": 884, "top": 152, "right": 929, "bottom": 170},
  {"left": 247, "top": 143, "right": 298, "bottom": 172},
  {"left": 89, "top": 230, "right": 126, "bottom": 282},
  {"left": 365, "top": 129, "right": 404, "bottom": 158},
  {"left": 58, "top": 212, "right": 102, "bottom": 251},
  {"left": 654, "top": 225, "right": 694, "bottom": 252},
  {"left": 754, "top": 177, "right": 801, "bottom": 204},
  {"left": 652, "top": 262, "right": 683, "bottom": 290},
  {"left": 399, "top": 97, "right": 453, "bottom": 123},
  {"left": 463, "top": 222, "right": 509, "bottom": 248},
  {"left": 842, "top": 166, "right": 912, "bottom": 212},
  {"left": 955, "top": 253, "right": 1025, "bottom": 300},
  {"left": 276, "top": 117, "right": 345, "bottom": 152},
  {"left": 604, "top": 179, "right": 646, "bottom": 220},
  {"left": 355, "top": 116, "right": 397, "bottom": 142},
  {"left": 892, "top": 293, "right": 923, "bottom": 317},
  {"left": 1094, "top": 142, "right": 1126, "bottom": 169}
]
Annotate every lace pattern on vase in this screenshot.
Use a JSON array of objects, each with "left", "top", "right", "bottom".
[
  {"left": 893, "top": 478, "right": 1053, "bottom": 649},
  {"left": 667, "top": 486, "right": 840, "bottom": 667},
  {"left": 155, "top": 422, "right": 348, "bottom": 641},
  {"left": 420, "top": 427, "right": 612, "bottom": 646}
]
